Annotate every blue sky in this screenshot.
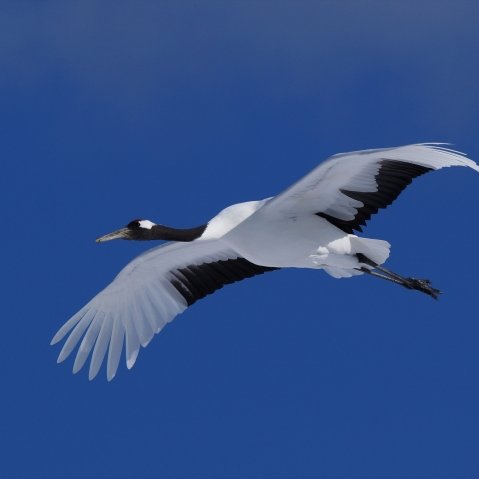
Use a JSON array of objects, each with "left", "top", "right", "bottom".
[{"left": 2, "top": 1, "right": 479, "bottom": 478}]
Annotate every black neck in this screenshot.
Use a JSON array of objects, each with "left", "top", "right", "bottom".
[{"left": 144, "top": 224, "right": 208, "bottom": 242}]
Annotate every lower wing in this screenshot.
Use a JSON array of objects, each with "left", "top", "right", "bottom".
[{"left": 51, "top": 239, "right": 277, "bottom": 380}]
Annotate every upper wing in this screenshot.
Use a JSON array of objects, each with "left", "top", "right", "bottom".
[
  {"left": 51, "top": 239, "right": 277, "bottom": 381},
  {"left": 260, "top": 144, "right": 479, "bottom": 233}
]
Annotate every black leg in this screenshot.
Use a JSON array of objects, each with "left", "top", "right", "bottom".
[{"left": 356, "top": 254, "right": 441, "bottom": 300}]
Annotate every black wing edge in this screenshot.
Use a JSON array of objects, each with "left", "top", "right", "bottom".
[
  {"left": 170, "top": 257, "right": 279, "bottom": 306},
  {"left": 316, "top": 160, "right": 433, "bottom": 234}
]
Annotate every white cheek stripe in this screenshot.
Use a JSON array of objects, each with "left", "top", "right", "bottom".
[{"left": 139, "top": 220, "right": 155, "bottom": 230}]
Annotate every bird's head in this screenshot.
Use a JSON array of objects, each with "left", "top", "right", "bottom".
[
  {"left": 96, "top": 219, "right": 158, "bottom": 242},
  {"left": 96, "top": 219, "right": 208, "bottom": 243}
]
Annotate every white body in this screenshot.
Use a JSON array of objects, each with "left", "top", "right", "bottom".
[
  {"left": 51, "top": 144, "right": 479, "bottom": 380},
  {"left": 205, "top": 202, "right": 382, "bottom": 277}
]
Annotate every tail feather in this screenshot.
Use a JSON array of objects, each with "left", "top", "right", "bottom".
[{"left": 350, "top": 236, "right": 391, "bottom": 267}]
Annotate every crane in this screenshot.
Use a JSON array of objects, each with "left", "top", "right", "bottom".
[{"left": 51, "top": 144, "right": 479, "bottom": 380}]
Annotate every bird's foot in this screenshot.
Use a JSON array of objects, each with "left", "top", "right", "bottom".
[{"left": 404, "top": 277, "right": 442, "bottom": 300}]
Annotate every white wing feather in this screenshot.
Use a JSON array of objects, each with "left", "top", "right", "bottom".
[
  {"left": 262, "top": 144, "right": 479, "bottom": 218},
  {"left": 51, "top": 239, "right": 238, "bottom": 380}
]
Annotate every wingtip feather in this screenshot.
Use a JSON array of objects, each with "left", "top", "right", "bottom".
[
  {"left": 126, "top": 355, "right": 138, "bottom": 370},
  {"left": 396, "top": 143, "right": 479, "bottom": 173}
]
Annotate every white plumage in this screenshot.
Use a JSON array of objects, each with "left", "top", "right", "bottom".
[
  {"left": 51, "top": 144, "right": 479, "bottom": 380},
  {"left": 53, "top": 241, "right": 239, "bottom": 380}
]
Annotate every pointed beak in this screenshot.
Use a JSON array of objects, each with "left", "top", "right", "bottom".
[{"left": 96, "top": 227, "right": 130, "bottom": 243}]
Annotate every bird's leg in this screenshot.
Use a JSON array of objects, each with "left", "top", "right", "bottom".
[
  {"left": 359, "top": 268, "right": 407, "bottom": 286},
  {"left": 355, "top": 254, "right": 441, "bottom": 300}
]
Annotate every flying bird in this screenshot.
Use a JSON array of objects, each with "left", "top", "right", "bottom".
[{"left": 51, "top": 144, "right": 479, "bottom": 380}]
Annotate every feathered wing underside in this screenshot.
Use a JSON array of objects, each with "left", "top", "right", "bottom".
[
  {"left": 316, "top": 160, "right": 431, "bottom": 233},
  {"left": 261, "top": 144, "right": 479, "bottom": 233},
  {"left": 170, "top": 258, "right": 278, "bottom": 306},
  {"left": 51, "top": 240, "right": 277, "bottom": 380}
]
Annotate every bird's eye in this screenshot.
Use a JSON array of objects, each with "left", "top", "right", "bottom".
[{"left": 127, "top": 219, "right": 142, "bottom": 229}]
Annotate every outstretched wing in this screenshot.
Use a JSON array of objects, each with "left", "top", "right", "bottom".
[
  {"left": 261, "top": 144, "right": 479, "bottom": 233},
  {"left": 51, "top": 239, "right": 277, "bottom": 380}
]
